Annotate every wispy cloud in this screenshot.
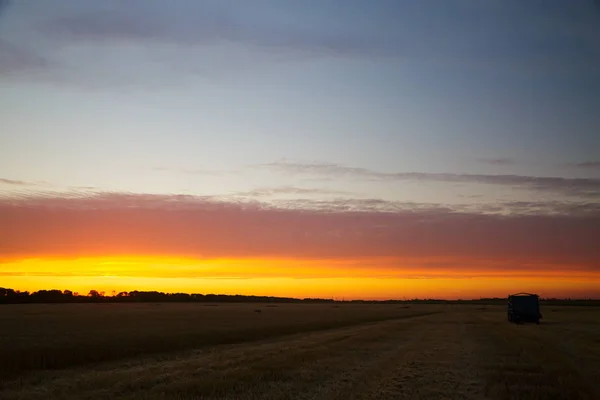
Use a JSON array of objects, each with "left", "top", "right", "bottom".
[
  {"left": 0, "top": 0, "right": 9, "bottom": 16},
  {"left": 152, "top": 167, "right": 235, "bottom": 176},
  {"left": 569, "top": 161, "right": 600, "bottom": 170},
  {"left": 235, "top": 186, "right": 353, "bottom": 198},
  {"left": 35, "top": 0, "right": 599, "bottom": 65},
  {"left": 272, "top": 198, "right": 600, "bottom": 217},
  {"left": 4, "top": 188, "right": 597, "bottom": 217},
  {"left": 38, "top": 2, "right": 379, "bottom": 58},
  {"left": 476, "top": 157, "right": 515, "bottom": 166},
  {"left": 0, "top": 39, "right": 52, "bottom": 78},
  {"left": 0, "top": 178, "right": 38, "bottom": 186},
  {"left": 69, "top": 186, "right": 97, "bottom": 190},
  {"left": 260, "top": 160, "right": 600, "bottom": 198},
  {"left": 2, "top": 0, "right": 598, "bottom": 87}
]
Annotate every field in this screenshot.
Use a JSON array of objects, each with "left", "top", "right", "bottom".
[{"left": 1, "top": 303, "right": 599, "bottom": 399}]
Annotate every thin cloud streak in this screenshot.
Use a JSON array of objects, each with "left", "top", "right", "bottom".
[
  {"left": 0, "top": 178, "right": 38, "bottom": 186},
  {"left": 2, "top": 0, "right": 596, "bottom": 86},
  {"left": 1, "top": 257, "right": 596, "bottom": 281},
  {"left": 2, "top": 189, "right": 597, "bottom": 216},
  {"left": 234, "top": 186, "right": 353, "bottom": 198},
  {"left": 42, "top": 9, "right": 378, "bottom": 58},
  {"left": 267, "top": 198, "right": 600, "bottom": 217},
  {"left": 570, "top": 161, "right": 600, "bottom": 169},
  {"left": 260, "top": 161, "right": 600, "bottom": 198},
  {"left": 0, "top": 39, "right": 53, "bottom": 78},
  {"left": 477, "top": 157, "right": 515, "bottom": 166},
  {"left": 152, "top": 167, "right": 236, "bottom": 176},
  {"left": 36, "top": 1, "right": 600, "bottom": 64}
]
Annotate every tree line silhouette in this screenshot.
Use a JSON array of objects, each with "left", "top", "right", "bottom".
[
  {"left": 1, "top": 287, "right": 598, "bottom": 305},
  {"left": 0, "top": 287, "right": 334, "bottom": 304}
]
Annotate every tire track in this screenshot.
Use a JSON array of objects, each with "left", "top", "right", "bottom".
[
  {"left": 313, "top": 311, "right": 487, "bottom": 400},
  {"left": 470, "top": 310, "right": 598, "bottom": 400}
]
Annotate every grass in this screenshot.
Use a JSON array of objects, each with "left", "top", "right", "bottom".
[
  {"left": 0, "top": 303, "right": 437, "bottom": 379},
  {"left": 1, "top": 304, "right": 599, "bottom": 399}
]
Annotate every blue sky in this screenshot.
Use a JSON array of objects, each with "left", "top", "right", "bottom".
[{"left": 1, "top": 0, "right": 599, "bottom": 213}]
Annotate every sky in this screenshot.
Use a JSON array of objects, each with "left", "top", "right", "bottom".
[{"left": 1, "top": 0, "right": 599, "bottom": 299}]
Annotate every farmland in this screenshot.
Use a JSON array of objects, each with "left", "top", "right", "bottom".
[{"left": 1, "top": 303, "right": 599, "bottom": 399}]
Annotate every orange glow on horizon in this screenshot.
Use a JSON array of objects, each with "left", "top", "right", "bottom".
[{"left": 2, "top": 256, "right": 599, "bottom": 300}]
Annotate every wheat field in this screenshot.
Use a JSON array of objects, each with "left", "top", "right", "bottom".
[{"left": 1, "top": 303, "right": 599, "bottom": 399}]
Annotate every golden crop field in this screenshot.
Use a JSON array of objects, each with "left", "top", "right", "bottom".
[{"left": 1, "top": 303, "right": 599, "bottom": 400}]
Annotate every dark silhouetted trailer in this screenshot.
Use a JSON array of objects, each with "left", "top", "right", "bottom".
[{"left": 508, "top": 293, "right": 542, "bottom": 324}]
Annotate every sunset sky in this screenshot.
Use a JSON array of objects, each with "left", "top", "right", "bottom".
[{"left": 1, "top": 0, "right": 599, "bottom": 299}]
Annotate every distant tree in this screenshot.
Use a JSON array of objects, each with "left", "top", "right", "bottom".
[
  {"left": 87, "top": 290, "right": 104, "bottom": 302},
  {"left": 0, "top": 288, "right": 16, "bottom": 303},
  {"left": 1, "top": 286, "right": 594, "bottom": 306}
]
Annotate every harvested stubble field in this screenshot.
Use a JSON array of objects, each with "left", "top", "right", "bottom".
[{"left": 1, "top": 303, "right": 599, "bottom": 400}]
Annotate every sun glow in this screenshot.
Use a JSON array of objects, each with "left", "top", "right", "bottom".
[{"left": 2, "top": 256, "right": 599, "bottom": 299}]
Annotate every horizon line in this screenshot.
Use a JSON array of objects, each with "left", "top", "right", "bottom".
[{"left": 2, "top": 287, "right": 599, "bottom": 303}]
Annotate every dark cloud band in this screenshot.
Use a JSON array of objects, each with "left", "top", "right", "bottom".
[{"left": 1, "top": 192, "right": 598, "bottom": 267}]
